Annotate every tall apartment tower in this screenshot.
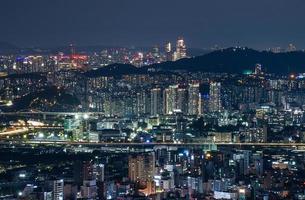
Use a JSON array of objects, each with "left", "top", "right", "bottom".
[
  {"left": 188, "top": 83, "right": 200, "bottom": 115},
  {"left": 164, "top": 85, "right": 179, "bottom": 114},
  {"left": 52, "top": 179, "right": 64, "bottom": 200},
  {"left": 128, "top": 153, "right": 155, "bottom": 185},
  {"left": 209, "top": 82, "right": 222, "bottom": 112},
  {"left": 150, "top": 88, "right": 163, "bottom": 116}
]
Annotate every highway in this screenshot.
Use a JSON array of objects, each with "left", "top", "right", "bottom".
[
  {"left": 1, "top": 140, "right": 305, "bottom": 148},
  {"left": 0, "top": 128, "right": 28, "bottom": 136},
  {"left": 0, "top": 111, "right": 104, "bottom": 116},
  {"left": 13, "top": 125, "right": 63, "bottom": 130}
]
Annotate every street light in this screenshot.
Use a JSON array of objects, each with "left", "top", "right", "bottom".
[{"left": 83, "top": 114, "right": 89, "bottom": 119}]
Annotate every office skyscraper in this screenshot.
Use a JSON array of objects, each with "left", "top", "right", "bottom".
[
  {"left": 165, "top": 42, "right": 172, "bottom": 61},
  {"left": 152, "top": 45, "right": 160, "bottom": 59},
  {"left": 174, "top": 37, "right": 187, "bottom": 61}
]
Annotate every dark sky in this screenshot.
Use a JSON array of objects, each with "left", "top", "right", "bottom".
[{"left": 1, "top": 0, "right": 305, "bottom": 49}]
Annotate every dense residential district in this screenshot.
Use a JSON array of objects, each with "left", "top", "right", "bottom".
[{"left": 0, "top": 39, "right": 305, "bottom": 200}]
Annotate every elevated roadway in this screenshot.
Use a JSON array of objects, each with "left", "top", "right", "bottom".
[{"left": 1, "top": 140, "right": 305, "bottom": 148}]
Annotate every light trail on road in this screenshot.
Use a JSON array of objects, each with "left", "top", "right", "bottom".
[{"left": 0, "top": 128, "right": 28, "bottom": 136}]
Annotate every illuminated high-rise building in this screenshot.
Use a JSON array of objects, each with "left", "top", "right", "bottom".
[
  {"left": 81, "top": 180, "right": 97, "bottom": 199},
  {"left": 177, "top": 88, "right": 188, "bottom": 114},
  {"left": 164, "top": 85, "right": 178, "bottom": 114},
  {"left": 254, "top": 64, "right": 262, "bottom": 75},
  {"left": 188, "top": 83, "right": 200, "bottom": 115},
  {"left": 172, "top": 52, "right": 178, "bottom": 61},
  {"left": 165, "top": 42, "right": 171, "bottom": 53},
  {"left": 165, "top": 42, "right": 172, "bottom": 61},
  {"left": 136, "top": 91, "right": 150, "bottom": 116},
  {"left": 82, "top": 161, "right": 94, "bottom": 181},
  {"left": 15, "top": 56, "right": 45, "bottom": 73},
  {"left": 209, "top": 82, "right": 222, "bottom": 112},
  {"left": 150, "top": 88, "right": 163, "bottom": 116},
  {"left": 128, "top": 153, "right": 155, "bottom": 184},
  {"left": 287, "top": 43, "right": 297, "bottom": 52},
  {"left": 152, "top": 45, "right": 160, "bottom": 59},
  {"left": 174, "top": 37, "right": 187, "bottom": 60},
  {"left": 52, "top": 179, "right": 64, "bottom": 200}
]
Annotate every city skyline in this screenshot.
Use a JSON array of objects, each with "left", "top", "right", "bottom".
[{"left": 1, "top": 1, "right": 305, "bottom": 199}]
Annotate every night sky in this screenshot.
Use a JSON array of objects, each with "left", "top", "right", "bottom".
[{"left": 1, "top": 0, "right": 305, "bottom": 49}]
